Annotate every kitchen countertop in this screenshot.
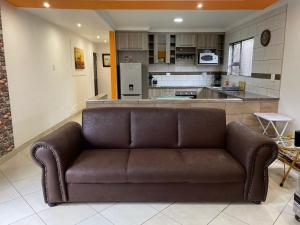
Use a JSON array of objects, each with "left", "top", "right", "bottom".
[
  {"left": 207, "top": 87, "right": 279, "bottom": 101},
  {"left": 148, "top": 86, "right": 279, "bottom": 101},
  {"left": 148, "top": 86, "right": 204, "bottom": 89}
]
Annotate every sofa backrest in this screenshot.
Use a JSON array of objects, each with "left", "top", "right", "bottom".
[{"left": 82, "top": 108, "right": 226, "bottom": 149}]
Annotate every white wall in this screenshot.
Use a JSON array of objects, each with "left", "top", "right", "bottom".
[
  {"left": 96, "top": 43, "right": 112, "bottom": 99},
  {"left": 279, "top": 0, "right": 300, "bottom": 132},
  {"left": 1, "top": 1, "right": 97, "bottom": 147}
]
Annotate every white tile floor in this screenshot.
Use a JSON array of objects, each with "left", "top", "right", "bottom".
[{"left": 0, "top": 112, "right": 298, "bottom": 225}]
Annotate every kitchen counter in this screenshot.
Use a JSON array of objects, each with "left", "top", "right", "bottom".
[
  {"left": 86, "top": 97, "right": 278, "bottom": 133},
  {"left": 148, "top": 86, "right": 279, "bottom": 101},
  {"left": 148, "top": 86, "right": 204, "bottom": 89},
  {"left": 207, "top": 87, "right": 279, "bottom": 101}
]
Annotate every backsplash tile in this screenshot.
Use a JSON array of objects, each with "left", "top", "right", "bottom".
[{"left": 152, "top": 75, "right": 213, "bottom": 87}]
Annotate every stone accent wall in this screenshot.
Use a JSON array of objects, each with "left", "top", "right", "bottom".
[{"left": 0, "top": 9, "right": 14, "bottom": 157}]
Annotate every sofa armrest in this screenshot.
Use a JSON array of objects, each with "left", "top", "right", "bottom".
[
  {"left": 31, "top": 122, "right": 82, "bottom": 203},
  {"left": 226, "top": 122, "right": 278, "bottom": 202}
]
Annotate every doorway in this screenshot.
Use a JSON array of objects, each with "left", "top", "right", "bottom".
[{"left": 93, "top": 52, "right": 99, "bottom": 96}]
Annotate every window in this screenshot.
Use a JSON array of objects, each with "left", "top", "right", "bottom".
[{"left": 228, "top": 38, "right": 254, "bottom": 77}]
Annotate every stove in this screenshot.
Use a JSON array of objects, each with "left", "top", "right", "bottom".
[{"left": 175, "top": 91, "right": 198, "bottom": 99}]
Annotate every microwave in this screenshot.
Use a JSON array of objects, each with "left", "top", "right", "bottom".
[{"left": 199, "top": 52, "right": 219, "bottom": 65}]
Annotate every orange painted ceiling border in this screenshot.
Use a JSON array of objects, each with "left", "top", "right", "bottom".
[{"left": 7, "top": 0, "right": 279, "bottom": 10}]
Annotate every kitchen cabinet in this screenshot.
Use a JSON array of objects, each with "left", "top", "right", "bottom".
[
  {"left": 176, "top": 34, "right": 197, "bottom": 47},
  {"left": 197, "top": 33, "right": 220, "bottom": 49},
  {"left": 149, "top": 34, "right": 176, "bottom": 64},
  {"left": 116, "top": 32, "right": 148, "bottom": 50}
]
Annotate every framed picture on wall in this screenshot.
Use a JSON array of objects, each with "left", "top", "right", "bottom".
[
  {"left": 70, "top": 40, "right": 86, "bottom": 76},
  {"left": 102, "top": 54, "right": 111, "bottom": 67},
  {"left": 74, "top": 47, "right": 85, "bottom": 70}
]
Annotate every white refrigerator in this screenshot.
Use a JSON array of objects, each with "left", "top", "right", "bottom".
[{"left": 120, "top": 63, "right": 143, "bottom": 99}]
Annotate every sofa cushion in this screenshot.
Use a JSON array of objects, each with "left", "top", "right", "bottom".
[
  {"left": 178, "top": 109, "right": 226, "bottom": 148},
  {"left": 131, "top": 109, "right": 178, "bottom": 148},
  {"left": 66, "top": 150, "right": 130, "bottom": 183},
  {"left": 128, "top": 149, "right": 245, "bottom": 183},
  {"left": 82, "top": 108, "right": 131, "bottom": 149}
]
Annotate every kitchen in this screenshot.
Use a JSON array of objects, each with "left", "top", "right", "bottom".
[{"left": 88, "top": 5, "right": 285, "bottom": 131}]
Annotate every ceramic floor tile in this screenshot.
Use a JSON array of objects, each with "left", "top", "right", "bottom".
[
  {"left": 283, "top": 196, "right": 294, "bottom": 215},
  {"left": 10, "top": 214, "right": 46, "bottom": 225},
  {"left": 89, "top": 202, "right": 115, "bottom": 212},
  {"left": 101, "top": 203, "right": 158, "bottom": 225},
  {"left": 13, "top": 174, "right": 42, "bottom": 196},
  {"left": 274, "top": 212, "right": 299, "bottom": 225},
  {"left": 0, "top": 197, "right": 35, "bottom": 225},
  {"left": 223, "top": 202, "right": 285, "bottom": 225},
  {"left": 143, "top": 213, "right": 181, "bottom": 225},
  {"left": 0, "top": 183, "right": 20, "bottom": 204},
  {"left": 148, "top": 203, "right": 172, "bottom": 211},
  {"left": 0, "top": 171, "right": 9, "bottom": 184},
  {"left": 24, "top": 191, "right": 49, "bottom": 212},
  {"left": 0, "top": 154, "right": 41, "bottom": 182},
  {"left": 77, "top": 214, "right": 113, "bottom": 225},
  {"left": 209, "top": 213, "right": 248, "bottom": 225},
  {"left": 38, "top": 204, "right": 97, "bottom": 225},
  {"left": 162, "top": 203, "right": 225, "bottom": 225}
]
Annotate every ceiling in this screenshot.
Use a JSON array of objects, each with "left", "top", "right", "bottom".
[
  {"left": 24, "top": 9, "right": 112, "bottom": 43},
  {"left": 102, "top": 10, "right": 255, "bottom": 32},
  {"left": 8, "top": 0, "right": 279, "bottom": 10}
]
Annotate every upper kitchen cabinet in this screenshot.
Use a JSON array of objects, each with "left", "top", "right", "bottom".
[
  {"left": 197, "top": 33, "right": 224, "bottom": 49},
  {"left": 176, "top": 33, "right": 197, "bottom": 47},
  {"left": 116, "top": 31, "right": 148, "bottom": 51},
  {"left": 148, "top": 33, "right": 176, "bottom": 64}
]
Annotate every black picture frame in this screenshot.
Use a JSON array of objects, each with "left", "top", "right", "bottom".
[{"left": 102, "top": 54, "right": 111, "bottom": 67}]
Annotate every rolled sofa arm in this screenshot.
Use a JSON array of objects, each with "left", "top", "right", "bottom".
[
  {"left": 31, "top": 122, "right": 82, "bottom": 204},
  {"left": 226, "top": 122, "right": 278, "bottom": 202}
]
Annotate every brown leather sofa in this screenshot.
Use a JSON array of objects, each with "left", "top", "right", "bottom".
[{"left": 31, "top": 108, "right": 278, "bottom": 206}]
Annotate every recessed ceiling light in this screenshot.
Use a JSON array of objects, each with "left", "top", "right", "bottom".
[
  {"left": 97, "top": 35, "right": 100, "bottom": 39},
  {"left": 104, "top": 40, "right": 107, "bottom": 43},
  {"left": 197, "top": 3, "right": 203, "bottom": 9},
  {"left": 174, "top": 18, "right": 183, "bottom": 23},
  {"left": 77, "top": 23, "right": 82, "bottom": 28},
  {"left": 43, "top": 2, "right": 50, "bottom": 8}
]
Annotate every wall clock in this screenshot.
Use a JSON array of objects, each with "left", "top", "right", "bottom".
[{"left": 261, "top": 29, "right": 271, "bottom": 47}]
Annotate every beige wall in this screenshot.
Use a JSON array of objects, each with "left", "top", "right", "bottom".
[
  {"left": 96, "top": 43, "right": 112, "bottom": 99},
  {"left": 279, "top": 0, "right": 300, "bottom": 132},
  {"left": 1, "top": 1, "right": 96, "bottom": 147}
]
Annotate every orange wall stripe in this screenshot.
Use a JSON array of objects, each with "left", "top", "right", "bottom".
[
  {"left": 109, "top": 31, "right": 118, "bottom": 100},
  {"left": 7, "top": 0, "right": 279, "bottom": 10}
]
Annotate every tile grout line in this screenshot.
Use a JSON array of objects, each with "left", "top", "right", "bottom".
[
  {"left": 141, "top": 203, "right": 180, "bottom": 225},
  {"left": 206, "top": 203, "right": 232, "bottom": 225},
  {"left": 71, "top": 204, "right": 99, "bottom": 225},
  {"left": 159, "top": 203, "right": 186, "bottom": 225},
  {"left": 272, "top": 194, "right": 294, "bottom": 225},
  {"left": 1, "top": 171, "right": 47, "bottom": 225}
]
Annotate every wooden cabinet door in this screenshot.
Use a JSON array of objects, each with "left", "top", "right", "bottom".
[
  {"left": 197, "top": 34, "right": 206, "bottom": 49},
  {"left": 117, "top": 32, "right": 129, "bottom": 50},
  {"left": 197, "top": 34, "right": 219, "bottom": 49},
  {"left": 176, "top": 34, "right": 196, "bottom": 47},
  {"left": 128, "top": 32, "right": 139, "bottom": 49},
  {"left": 206, "top": 34, "right": 218, "bottom": 49},
  {"left": 138, "top": 32, "right": 148, "bottom": 50}
]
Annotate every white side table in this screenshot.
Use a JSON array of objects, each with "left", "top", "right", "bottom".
[{"left": 254, "top": 113, "right": 292, "bottom": 140}]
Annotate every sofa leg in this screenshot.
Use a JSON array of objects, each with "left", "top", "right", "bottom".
[
  {"left": 253, "top": 201, "right": 261, "bottom": 205},
  {"left": 48, "top": 203, "right": 57, "bottom": 207}
]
